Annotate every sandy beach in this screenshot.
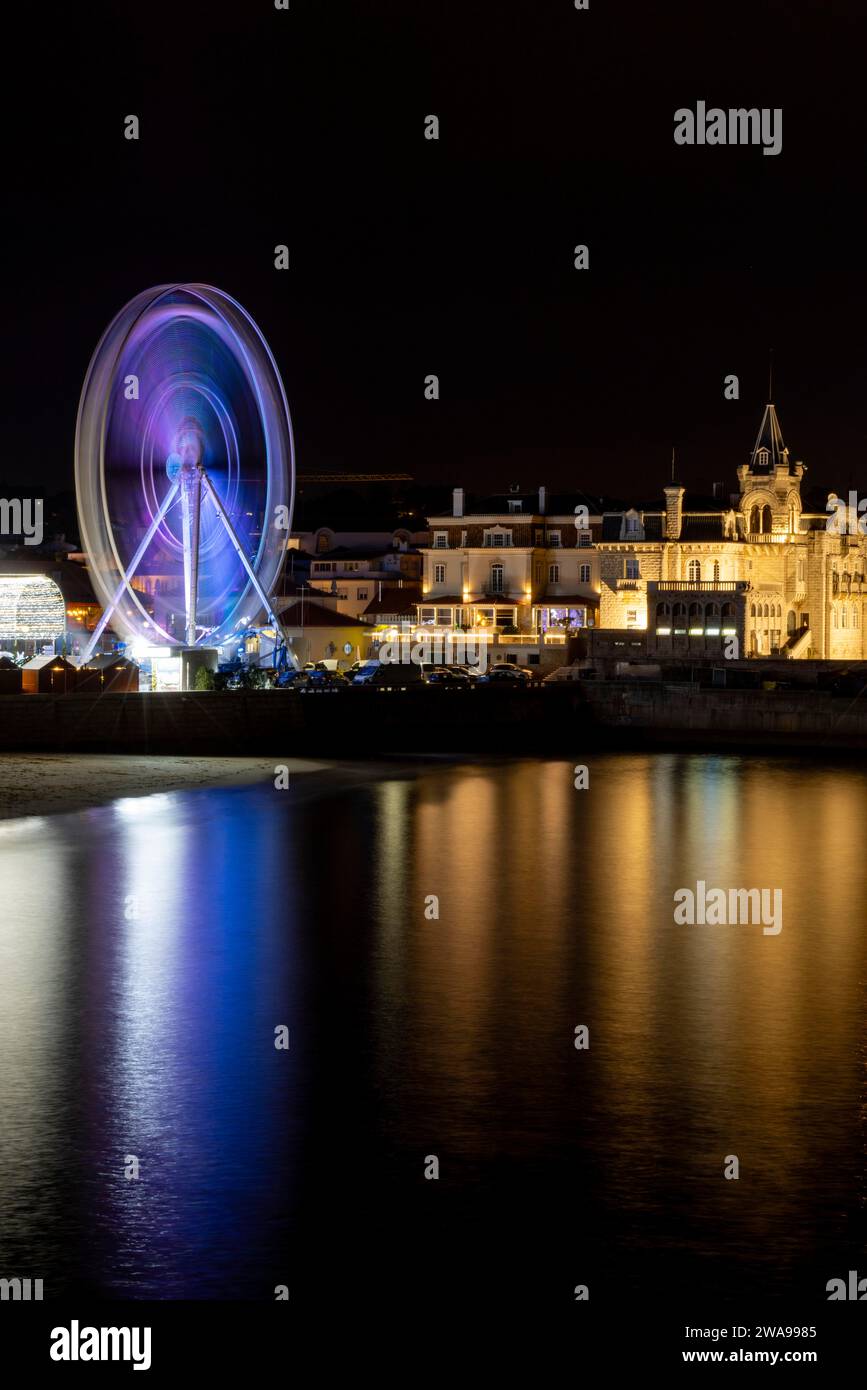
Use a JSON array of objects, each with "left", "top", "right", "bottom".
[{"left": 0, "top": 753, "right": 333, "bottom": 821}]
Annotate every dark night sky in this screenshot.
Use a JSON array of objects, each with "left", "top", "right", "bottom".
[{"left": 7, "top": 0, "right": 867, "bottom": 508}]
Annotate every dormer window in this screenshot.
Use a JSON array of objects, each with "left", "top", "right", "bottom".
[
  {"left": 508, "top": 499, "right": 522, "bottom": 513},
  {"left": 755, "top": 447, "right": 770, "bottom": 469}
]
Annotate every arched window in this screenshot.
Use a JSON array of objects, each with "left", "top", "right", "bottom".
[
  {"left": 656, "top": 602, "right": 671, "bottom": 620},
  {"left": 689, "top": 602, "right": 703, "bottom": 621},
  {"left": 841, "top": 606, "right": 848, "bottom": 628},
  {"left": 762, "top": 505, "right": 773, "bottom": 533},
  {"left": 750, "top": 603, "right": 756, "bottom": 618},
  {"left": 722, "top": 602, "right": 736, "bottom": 619},
  {"left": 763, "top": 603, "right": 770, "bottom": 619},
  {"left": 687, "top": 559, "right": 701, "bottom": 582},
  {"left": 713, "top": 561, "right": 721, "bottom": 581},
  {"left": 833, "top": 608, "right": 838, "bottom": 628},
  {"left": 706, "top": 602, "right": 720, "bottom": 620},
  {"left": 749, "top": 506, "right": 761, "bottom": 534}
]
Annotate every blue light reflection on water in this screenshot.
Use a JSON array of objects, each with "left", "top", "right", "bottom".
[{"left": 0, "top": 785, "right": 307, "bottom": 1297}]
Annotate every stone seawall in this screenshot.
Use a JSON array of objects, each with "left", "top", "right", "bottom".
[
  {"left": 0, "top": 688, "right": 561, "bottom": 755},
  {"left": 0, "top": 683, "right": 865, "bottom": 755},
  {"left": 579, "top": 682, "right": 867, "bottom": 750}
]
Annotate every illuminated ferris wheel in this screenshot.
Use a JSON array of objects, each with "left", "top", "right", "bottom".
[{"left": 75, "top": 283, "right": 295, "bottom": 661}]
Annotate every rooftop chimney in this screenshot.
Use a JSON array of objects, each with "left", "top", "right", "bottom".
[
  {"left": 663, "top": 485, "right": 685, "bottom": 540},
  {"left": 452, "top": 487, "right": 464, "bottom": 518},
  {"left": 538, "top": 485, "right": 547, "bottom": 515}
]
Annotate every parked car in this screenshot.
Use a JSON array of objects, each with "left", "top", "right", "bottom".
[
  {"left": 478, "top": 664, "right": 533, "bottom": 684},
  {"left": 427, "top": 666, "right": 469, "bottom": 685},
  {"left": 365, "top": 662, "right": 429, "bottom": 689},
  {"left": 274, "top": 666, "right": 308, "bottom": 688},
  {"left": 297, "top": 668, "right": 349, "bottom": 691},
  {"left": 449, "top": 664, "right": 482, "bottom": 682},
  {"left": 351, "top": 659, "right": 382, "bottom": 685}
]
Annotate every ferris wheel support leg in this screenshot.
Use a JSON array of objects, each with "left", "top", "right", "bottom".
[
  {"left": 181, "top": 474, "right": 202, "bottom": 646},
  {"left": 199, "top": 468, "right": 291, "bottom": 652},
  {"left": 81, "top": 479, "right": 181, "bottom": 663}
]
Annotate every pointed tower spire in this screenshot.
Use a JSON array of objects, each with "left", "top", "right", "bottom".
[
  {"left": 749, "top": 401, "right": 787, "bottom": 473},
  {"left": 768, "top": 347, "right": 774, "bottom": 404}
]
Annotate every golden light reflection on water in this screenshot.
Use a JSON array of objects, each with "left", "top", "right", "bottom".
[{"left": 370, "top": 755, "right": 867, "bottom": 1288}]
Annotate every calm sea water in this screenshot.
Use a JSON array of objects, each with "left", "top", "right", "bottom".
[{"left": 0, "top": 755, "right": 865, "bottom": 1304}]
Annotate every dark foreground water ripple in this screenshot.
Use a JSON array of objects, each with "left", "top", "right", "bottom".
[{"left": 0, "top": 754, "right": 864, "bottom": 1303}]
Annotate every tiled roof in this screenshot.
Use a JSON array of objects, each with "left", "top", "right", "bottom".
[
  {"left": 364, "top": 588, "right": 421, "bottom": 616},
  {"left": 277, "top": 599, "right": 370, "bottom": 628},
  {"left": 680, "top": 514, "right": 725, "bottom": 540}
]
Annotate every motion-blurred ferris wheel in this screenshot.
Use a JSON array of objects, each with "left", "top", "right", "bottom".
[{"left": 75, "top": 283, "right": 294, "bottom": 660}]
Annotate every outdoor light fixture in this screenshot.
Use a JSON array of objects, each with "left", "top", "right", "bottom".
[{"left": 0, "top": 574, "right": 66, "bottom": 642}]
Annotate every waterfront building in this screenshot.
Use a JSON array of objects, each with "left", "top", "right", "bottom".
[
  {"left": 415, "top": 486, "right": 603, "bottom": 668},
  {"left": 596, "top": 404, "right": 866, "bottom": 659},
  {"left": 273, "top": 596, "right": 372, "bottom": 667},
  {"left": 417, "top": 406, "right": 866, "bottom": 663}
]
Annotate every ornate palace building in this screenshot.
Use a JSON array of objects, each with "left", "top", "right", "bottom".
[
  {"left": 416, "top": 403, "right": 866, "bottom": 662},
  {"left": 597, "top": 403, "right": 866, "bottom": 659}
]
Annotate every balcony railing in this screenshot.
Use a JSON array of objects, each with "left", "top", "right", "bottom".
[{"left": 655, "top": 580, "right": 747, "bottom": 592}]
